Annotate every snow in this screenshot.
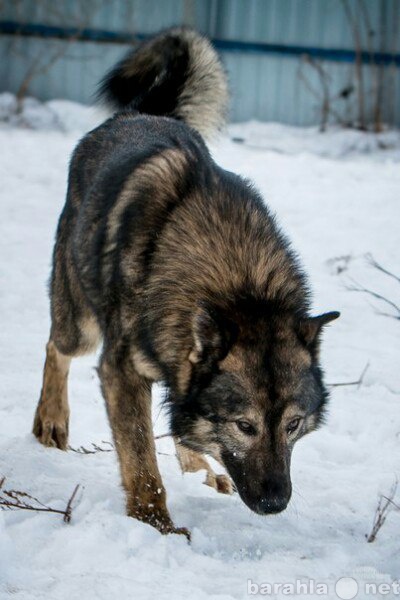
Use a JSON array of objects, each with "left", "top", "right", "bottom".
[
  {"left": 0, "top": 95, "right": 399, "bottom": 600},
  {"left": 0, "top": 93, "right": 107, "bottom": 132},
  {"left": 229, "top": 120, "right": 400, "bottom": 160}
]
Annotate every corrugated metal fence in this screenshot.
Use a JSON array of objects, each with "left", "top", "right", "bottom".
[{"left": 1, "top": 0, "right": 399, "bottom": 127}]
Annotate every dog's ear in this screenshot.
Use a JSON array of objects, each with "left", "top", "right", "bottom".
[
  {"left": 189, "top": 303, "right": 237, "bottom": 366},
  {"left": 298, "top": 311, "right": 340, "bottom": 348}
]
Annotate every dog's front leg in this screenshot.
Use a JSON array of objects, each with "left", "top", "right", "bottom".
[{"left": 99, "top": 358, "right": 190, "bottom": 540}]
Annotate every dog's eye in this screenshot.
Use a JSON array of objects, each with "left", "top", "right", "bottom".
[
  {"left": 236, "top": 420, "right": 256, "bottom": 435},
  {"left": 286, "top": 417, "right": 302, "bottom": 436}
]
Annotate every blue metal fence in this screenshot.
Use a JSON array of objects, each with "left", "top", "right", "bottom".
[{"left": 1, "top": 0, "right": 399, "bottom": 126}]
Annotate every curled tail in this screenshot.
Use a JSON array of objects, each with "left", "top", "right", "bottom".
[{"left": 97, "top": 27, "right": 228, "bottom": 139}]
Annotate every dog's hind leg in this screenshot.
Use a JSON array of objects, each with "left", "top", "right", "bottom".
[
  {"left": 33, "top": 311, "right": 101, "bottom": 451},
  {"left": 33, "top": 341, "right": 71, "bottom": 450},
  {"left": 174, "top": 439, "right": 234, "bottom": 495},
  {"left": 33, "top": 215, "right": 101, "bottom": 450}
]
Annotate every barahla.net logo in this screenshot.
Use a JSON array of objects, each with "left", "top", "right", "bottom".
[{"left": 247, "top": 568, "right": 400, "bottom": 598}]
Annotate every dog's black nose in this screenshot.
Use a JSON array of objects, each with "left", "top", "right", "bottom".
[
  {"left": 257, "top": 495, "right": 289, "bottom": 514},
  {"left": 256, "top": 476, "right": 291, "bottom": 514}
]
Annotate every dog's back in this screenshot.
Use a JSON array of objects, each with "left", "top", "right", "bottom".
[
  {"left": 61, "top": 28, "right": 228, "bottom": 324},
  {"left": 61, "top": 27, "right": 307, "bottom": 355}
]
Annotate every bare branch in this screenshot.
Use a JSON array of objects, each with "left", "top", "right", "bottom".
[
  {"left": 356, "top": 0, "right": 384, "bottom": 132},
  {"left": 367, "top": 480, "right": 399, "bottom": 543},
  {"left": 366, "top": 254, "right": 400, "bottom": 284},
  {"left": 0, "top": 478, "right": 81, "bottom": 523},
  {"left": 381, "top": 496, "right": 400, "bottom": 511},
  {"left": 154, "top": 433, "right": 171, "bottom": 441},
  {"left": 346, "top": 277, "right": 400, "bottom": 319},
  {"left": 12, "top": 0, "right": 110, "bottom": 104},
  {"left": 328, "top": 362, "right": 369, "bottom": 388},
  {"left": 69, "top": 437, "right": 174, "bottom": 457},
  {"left": 64, "top": 484, "right": 80, "bottom": 523},
  {"left": 342, "top": 0, "right": 366, "bottom": 129},
  {"left": 68, "top": 441, "right": 114, "bottom": 454},
  {"left": 297, "top": 54, "right": 349, "bottom": 130}
]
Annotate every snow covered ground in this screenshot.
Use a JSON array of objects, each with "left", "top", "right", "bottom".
[{"left": 0, "top": 96, "right": 399, "bottom": 600}]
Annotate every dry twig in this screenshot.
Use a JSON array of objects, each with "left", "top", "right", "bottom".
[
  {"left": 367, "top": 480, "right": 399, "bottom": 543},
  {"left": 63, "top": 484, "right": 80, "bottom": 523},
  {"left": 0, "top": 478, "right": 80, "bottom": 523},
  {"left": 154, "top": 433, "right": 171, "bottom": 440},
  {"left": 346, "top": 255, "right": 400, "bottom": 320},
  {"left": 347, "top": 277, "right": 400, "bottom": 320},
  {"left": 366, "top": 254, "right": 400, "bottom": 285},
  {"left": 342, "top": 0, "right": 366, "bottom": 129},
  {"left": 68, "top": 441, "right": 114, "bottom": 454},
  {"left": 328, "top": 362, "right": 370, "bottom": 388},
  {"left": 69, "top": 436, "right": 174, "bottom": 456},
  {"left": 10, "top": 0, "right": 109, "bottom": 105}
]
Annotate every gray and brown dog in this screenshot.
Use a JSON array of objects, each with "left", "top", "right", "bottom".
[{"left": 33, "top": 27, "right": 339, "bottom": 539}]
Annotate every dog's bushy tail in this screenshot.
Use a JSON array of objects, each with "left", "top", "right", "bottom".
[{"left": 98, "top": 27, "right": 228, "bottom": 138}]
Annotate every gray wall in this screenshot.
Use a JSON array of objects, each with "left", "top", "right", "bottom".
[{"left": 1, "top": 0, "right": 399, "bottom": 127}]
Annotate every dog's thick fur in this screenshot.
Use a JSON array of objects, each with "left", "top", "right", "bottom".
[{"left": 33, "top": 27, "right": 339, "bottom": 538}]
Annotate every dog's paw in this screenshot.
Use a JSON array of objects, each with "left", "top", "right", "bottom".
[
  {"left": 205, "top": 471, "right": 235, "bottom": 495},
  {"left": 215, "top": 474, "right": 235, "bottom": 495},
  {"left": 32, "top": 405, "right": 69, "bottom": 450},
  {"left": 161, "top": 524, "right": 191, "bottom": 542},
  {"left": 128, "top": 500, "right": 191, "bottom": 542}
]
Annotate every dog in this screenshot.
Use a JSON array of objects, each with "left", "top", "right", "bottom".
[{"left": 33, "top": 27, "right": 339, "bottom": 539}]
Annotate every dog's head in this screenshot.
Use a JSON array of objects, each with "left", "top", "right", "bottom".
[{"left": 170, "top": 300, "right": 339, "bottom": 515}]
